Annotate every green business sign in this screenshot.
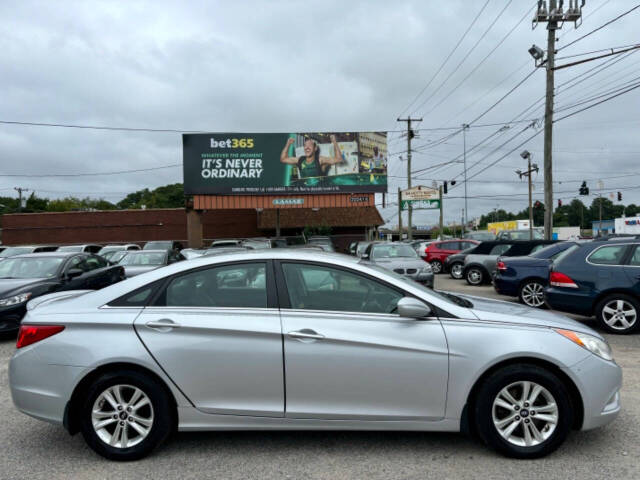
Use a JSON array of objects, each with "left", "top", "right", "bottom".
[
  {"left": 401, "top": 199, "right": 441, "bottom": 210},
  {"left": 273, "top": 198, "right": 304, "bottom": 206},
  {"left": 183, "top": 132, "right": 388, "bottom": 195}
]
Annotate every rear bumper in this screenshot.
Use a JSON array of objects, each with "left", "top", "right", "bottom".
[
  {"left": 564, "top": 353, "right": 622, "bottom": 431},
  {"left": 545, "top": 287, "right": 594, "bottom": 316},
  {"left": 493, "top": 276, "right": 519, "bottom": 297},
  {"left": 10, "top": 345, "right": 89, "bottom": 425}
]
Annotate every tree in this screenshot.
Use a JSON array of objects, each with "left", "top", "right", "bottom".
[{"left": 117, "top": 183, "right": 185, "bottom": 209}]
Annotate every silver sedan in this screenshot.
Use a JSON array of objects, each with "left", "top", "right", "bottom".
[{"left": 10, "top": 250, "right": 621, "bottom": 461}]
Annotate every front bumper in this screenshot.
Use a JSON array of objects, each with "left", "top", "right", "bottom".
[
  {"left": 565, "top": 353, "right": 622, "bottom": 430},
  {"left": 0, "top": 303, "right": 27, "bottom": 333}
]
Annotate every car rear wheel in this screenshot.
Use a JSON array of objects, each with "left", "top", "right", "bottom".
[
  {"left": 80, "top": 370, "right": 174, "bottom": 461},
  {"left": 450, "top": 262, "right": 464, "bottom": 279},
  {"left": 466, "top": 267, "right": 484, "bottom": 285},
  {"left": 430, "top": 260, "right": 443, "bottom": 274},
  {"left": 519, "top": 281, "right": 546, "bottom": 308},
  {"left": 595, "top": 294, "right": 640, "bottom": 334},
  {"left": 474, "top": 364, "right": 573, "bottom": 459}
]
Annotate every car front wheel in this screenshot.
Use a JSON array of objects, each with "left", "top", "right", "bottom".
[
  {"left": 474, "top": 364, "right": 573, "bottom": 459},
  {"left": 466, "top": 267, "right": 484, "bottom": 285},
  {"left": 430, "top": 260, "right": 443, "bottom": 274},
  {"left": 80, "top": 370, "right": 174, "bottom": 461},
  {"left": 450, "top": 262, "right": 464, "bottom": 279},
  {"left": 595, "top": 294, "right": 640, "bottom": 334},
  {"left": 519, "top": 281, "right": 546, "bottom": 308}
]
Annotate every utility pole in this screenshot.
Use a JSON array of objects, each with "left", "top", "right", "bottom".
[
  {"left": 439, "top": 185, "right": 444, "bottom": 239},
  {"left": 462, "top": 123, "right": 470, "bottom": 236},
  {"left": 397, "top": 187, "right": 403, "bottom": 241},
  {"left": 517, "top": 151, "right": 539, "bottom": 240},
  {"left": 14, "top": 187, "right": 30, "bottom": 213},
  {"left": 532, "top": 1, "right": 585, "bottom": 240},
  {"left": 397, "top": 116, "right": 422, "bottom": 241}
]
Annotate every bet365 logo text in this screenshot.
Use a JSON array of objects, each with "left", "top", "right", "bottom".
[{"left": 210, "top": 138, "right": 254, "bottom": 148}]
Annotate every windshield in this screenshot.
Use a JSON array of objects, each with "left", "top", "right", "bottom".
[
  {"left": 57, "top": 245, "right": 83, "bottom": 252},
  {"left": 502, "top": 230, "right": 544, "bottom": 240},
  {"left": 143, "top": 242, "right": 171, "bottom": 250},
  {"left": 0, "top": 257, "right": 64, "bottom": 279},
  {"left": 372, "top": 244, "right": 418, "bottom": 259},
  {"left": 363, "top": 263, "right": 470, "bottom": 307},
  {"left": 120, "top": 252, "right": 166, "bottom": 266},
  {"left": 1, "top": 247, "right": 34, "bottom": 257},
  {"left": 466, "top": 232, "right": 495, "bottom": 241},
  {"left": 110, "top": 251, "right": 130, "bottom": 263},
  {"left": 356, "top": 242, "right": 371, "bottom": 256}
]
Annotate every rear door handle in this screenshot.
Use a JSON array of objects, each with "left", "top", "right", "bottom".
[
  {"left": 288, "top": 329, "right": 325, "bottom": 340},
  {"left": 146, "top": 319, "right": 181, "bottom": 331}
]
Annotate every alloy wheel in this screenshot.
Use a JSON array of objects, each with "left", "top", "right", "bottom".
[
  {"left": 492, "top": 381, "right": 558, "bottom": 448},
  {"left": 467, "top": 269, "right": 483, "bottom": 285},
  {"left": 602, "top": 299, "right": 637, "bottom": 331},
  {"left": 451, "top": 264, "right": 463, "bottom": 279},
  {"left": 521, "top": 282, "right": 545, "bottom": 308},
  {"left": 91, "top": 384, "right": 154, "bottom": 449},
  {"left": 430, "top": 261, "right": 442, "bottom": 274}
]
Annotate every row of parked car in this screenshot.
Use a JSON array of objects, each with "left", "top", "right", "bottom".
[{"left": 360, "top": 234, "right": 640, "bottom": 335}]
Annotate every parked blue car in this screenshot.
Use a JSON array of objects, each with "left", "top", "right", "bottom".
[
  {"left": 545, "top": 239, "right": 640, "bottom": 334},
  {"left": 493, "top": 241, "right": 578, "bottom": 308}
]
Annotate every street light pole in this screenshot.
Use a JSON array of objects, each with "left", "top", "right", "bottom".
[{"left": 462, "top": 123, "right": 470, "bottom": 236}]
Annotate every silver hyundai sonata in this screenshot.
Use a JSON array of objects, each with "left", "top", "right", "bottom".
[{"left": 9, "top": 250, "right": 621, "bottom": 461}]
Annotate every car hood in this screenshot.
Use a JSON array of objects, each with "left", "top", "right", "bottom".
[
  {"left": 0, "top": 278, "right": 49, "bottom": 298},
  {"left": 123, "top": 266, "right": 161, "bottom": 277},
  {"left": 452, "top": 292, "right": 602, "bottom": 337},
  {"left": 372, "top": 258, "right": 428, "bottom": 270}
]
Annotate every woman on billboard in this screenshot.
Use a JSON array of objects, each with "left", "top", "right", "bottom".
[{"left": 279, "top": 135, "right": 343, "bottom": 178}]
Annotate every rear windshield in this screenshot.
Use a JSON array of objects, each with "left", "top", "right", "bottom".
[
  {"left": 372, "top": 244, "right": 418, "bottom": 259},
  {"left": 553, "top": 244, "right": 580, "bottom": 264},
  {"left": 1, "top": 247, "right": 34, "bottom": 257},
  {"left": 144, "top": 242, "right": 171, "bottom": 250},
  {"left": 120, "top": 252, "right": 166, "bottom": 266}
]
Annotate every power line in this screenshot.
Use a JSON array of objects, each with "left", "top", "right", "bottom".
[
  {"left": 396, "top": 0, "right": 491, "bottom": 118},
  {"left": 0, "top": 163, "right": 181, "bottom": 178},
  {"left": 554, "top": 81, "right": 640, "bottom": 123},
  {"left": 410, "top": 0, "right": 514, "bottom": 116},
  {"left": 558, "top": 3, "right": 640, "bottom": 52}
]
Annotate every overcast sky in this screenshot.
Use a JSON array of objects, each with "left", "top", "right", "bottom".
[{"left": 1, "top": 0, "right": 639, "bottom": 227}]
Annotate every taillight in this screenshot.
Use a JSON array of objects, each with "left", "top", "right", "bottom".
[
  {"left": 549, "top": 272, "right": 578, "bottom": 289},
  {"left": 497, "top": 261, "right": 507, "bottom": 271},
  {"left": 16, "top": 325, "right": 65, "bottom": 349}
]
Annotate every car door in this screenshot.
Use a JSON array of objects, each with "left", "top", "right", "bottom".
[
  {"left": 134, "top": 261, "right": 284, "bottom": 417},
  {"left": 621, "top": 244, "right": 640, "bottom": 296},
  {"left": 276, "top": 261, "right": 449, "bottom": 421},
  {"left": 59, "top": 255, "right": 93, "bottom": 291}
]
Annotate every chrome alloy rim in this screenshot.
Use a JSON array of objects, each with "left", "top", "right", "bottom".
[
  {"left": 521, "top": 282, "right": 545, "bottom": 307},
  {"left": 431, "top": 261, "right": 442, "bottom": 273},
  {"left": 451, "top": 264, "right": 463, "bottom": 278},
  {"left": 468, "top": 269, "right": 482, "bottom": 284},
  {"left": 92, "top": 384, "right": 154, "bottom": 449},
  {"left": 602, "top": 299, "right": 637, "bottom": 331},
  {"left": 492, "top": 381, "right": 558, "bottom": 448}
]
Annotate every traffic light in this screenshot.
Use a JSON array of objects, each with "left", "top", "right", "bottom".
[
  {"left": 579, "top": 181, "right": 589, "bottom": 196},
  {"left": 617, "top": 191, "right": 622, "bottom": 201},
  {"left": 443, "top": 181, "right": 448, "bottom": 194},
  {"left": 558, "top": 199, "right": 562, "bottom": 208},
  {"left": 534, "top": 200, "right": 542, "bottom": 208}
]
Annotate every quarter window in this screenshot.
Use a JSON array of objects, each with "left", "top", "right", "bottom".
[
  {"left": 161, "top": 263, "right": 267, "bottom": 308},
  {"left": 489, "top": 244, "right": 512, "bottom": 256},
  {"left": 628, "top": 246, "right": 640, "bottom": 266},
  {"left": 281, "top": 263, "right": 402, "bottom": 314},
  {"left": 588, "top": 245, "right": 628, "bottom": 265}
]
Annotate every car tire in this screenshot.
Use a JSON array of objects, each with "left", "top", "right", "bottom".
[
  {"left": 80, "top": 370, "right": 175, "bottom": 461},
  {"left": 595, "top": 294, "right": 640, "bottom": 334},
  {"left": 449, "top": 262, "right": 464, "bottom": 279},
  {"left": 518, "top": 280, "right": 546, "bottom": 308},
  {"left": 474, "top": 364, "right": 573, "bottom": 459},
  {"left": 465, "top": 267, "right": 484, "bottom": 286},
  {"left": 430, "top": 260, "right": 443, "bottom": 274}
]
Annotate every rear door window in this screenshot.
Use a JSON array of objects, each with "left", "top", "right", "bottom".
[
  {"left": 588, "top": 245, "right": 629, "bottom": 265},
  {"left": 489, "top": 244, "right": 512, "bottom": 256},
  {"left": 626, "top": 245, "right": 640, "bottom": 266}
]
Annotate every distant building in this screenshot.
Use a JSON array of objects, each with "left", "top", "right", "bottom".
[{"left": 591, "top": 219, "right": 615, "bottom": 236}]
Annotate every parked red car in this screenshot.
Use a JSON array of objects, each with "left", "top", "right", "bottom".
[{"left": 423, "top": 239, "right": 479, "bottom": 273}]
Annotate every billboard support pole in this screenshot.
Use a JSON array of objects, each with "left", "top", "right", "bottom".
[
  {"left": 398, "top": 117, "right": 422, "bottom": 241},
  {"left": 276, "top": 209, "right": 281, "bottom": 237},
  {"left": 398, "top": 187, "right": 403, "bottom": 240}
]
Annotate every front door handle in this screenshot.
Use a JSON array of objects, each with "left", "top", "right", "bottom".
[
  {"left": 146, "top": 319, "right": 181, "bottom": 331},
  {"left": 288, "top": 329, "right": 325, "bottom": 340}
]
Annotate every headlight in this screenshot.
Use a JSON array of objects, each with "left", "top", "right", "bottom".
[
  {"left": 0, "top": 292, "right": 32, "bottom": 307},
  {"left": 422, "top": 265, "right": 432, "bottom": 272},
  {"left": 555, "top": 329, "right": 613, "bottom": 361}
]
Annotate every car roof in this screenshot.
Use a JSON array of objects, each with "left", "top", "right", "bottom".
[
  {"left": 126, "top": 249, "right": 168, "bottom": 254},
  {"left": 12, "top": 252, "right": 83, "bottom": 259}
]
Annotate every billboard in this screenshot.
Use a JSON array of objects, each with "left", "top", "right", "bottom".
[
  {"left": 183, "top": 132, "right": 388, "bottom": 194},
  {"left": 400, "top": 186, "right": 440, "bottom": 210}
]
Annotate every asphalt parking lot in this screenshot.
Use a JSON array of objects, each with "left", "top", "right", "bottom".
[{"left": 0, "top": 278, "right": 638, "bottom": 480}]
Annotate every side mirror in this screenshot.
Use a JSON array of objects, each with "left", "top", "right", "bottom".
[
  {"left": 397, "top": 297, "right": 432, "bottom": 319},
  {"left": 361, "top": 253, "right": 370, "bottom": 260},
  {"left": 66, "top": 268, "right": 84, "bottom": 279}
]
